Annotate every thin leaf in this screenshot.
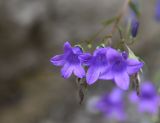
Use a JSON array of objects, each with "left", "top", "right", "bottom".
[{"left": 129, "top": 1, "right": 140, "bottom": 17}]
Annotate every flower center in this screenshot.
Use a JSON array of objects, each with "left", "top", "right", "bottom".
[
  {"left": 66, "top": 52, "right": 79, "bottom": 64},
  {"left": 112, "top": 58, "right": 127, "bottom": 72},
  {"left": 93, "top": 53, "right": 108, "bottom": 66}
]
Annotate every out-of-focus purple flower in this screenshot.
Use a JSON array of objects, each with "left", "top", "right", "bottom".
[
  {"left": 155, "top": 0, "right": 160, "bottom": 21},
  {"left": 100, "top": 48, "right": 143, "bottom": 90},
  {"left": 79, "top": 47, "right": 109, "bottom": 85},
  {"left": 129, "top": 82, "right": 160, "bottom": 115},
  {"left": 96, "top": 88, "right": 126, "bottom": 121},
  {"left": 50, "top": 41, "right": 85, "bottom": 79}
]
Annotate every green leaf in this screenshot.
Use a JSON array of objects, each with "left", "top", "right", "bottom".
[
  {"left": 102, "top": 17, "right": 117, "bottom": 26},
  {"left": 129, "top": 1, "right": 140, "bottom": 17}
]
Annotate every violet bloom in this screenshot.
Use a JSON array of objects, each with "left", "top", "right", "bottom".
[
  {"left": 50, "top": 42, "right": 85, "bottom": 79},
  {"left": 79, "top": 47, "right": 109, "bottom": 85},
  {"left": 155, "top": 0, "right": 160, "bottom": 21},
  {"left": 100, "top": 48, "right": 143, "bottom": 90},
  {"left": 96, "top": 88, "right": 126, "bottom": 121},
  {"left": 129, "top": 82, "right": 160, "bottom": 115}
]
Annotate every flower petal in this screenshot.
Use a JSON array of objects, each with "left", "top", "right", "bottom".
[
  {"left": 50, "top": 54, "right": 64, "bottom": 66},
  {"left": 61, "top": 63, "right": 74, "bottom": 79},
  {"left": 129, "top": 91, "right": 139, "bottom": 103},
  {"left": 107, "top": 48, "right": 121, "bottom": 62},
  {"left": 64, "top": 41, "right": 72, "bottom": 52},
  {"left": 99, "top": 68, "right": 114, "bottom": 80},
  {"left": 73, "top": 64, "right": 85, "bottom": 78},
  {"left": 127, "top": 59, "right": 143, "bottom": 75},
  {"left": 109, "top": 88, "right": 123, "bottom": 102},
  {"left": 79, "top": 53, "right": 92, "bottom": 66},
  {"left": 72, "top": 46, "right": 83, "bottom": 54},
  {"left": 93, "top": 48, "right": 108, "bottom": 56},
  {"left": 114, "top": 72, "right": 130, "bottom": 90},
  {"left": 139, "top": 101, "right": 158, "bottom": 114},
  {"left": 107, "top": 109, "right": 126, "bottom": 121},
  {"left": 86, "top": 67, "right": 100, "bottom": 85}
]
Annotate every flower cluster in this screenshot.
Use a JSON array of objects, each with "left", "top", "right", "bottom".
[
  {"left": 95, "top": 88, "right": 126, "bottom": 121},
  {"left": 50, "top": 41, "right": 143, "bottom": 90},
  {"left": 129, "top": 81, "right": 160, "bottom": 115},
  {"left": 89, "top": 81, "right": 160, "bottom": 122}
]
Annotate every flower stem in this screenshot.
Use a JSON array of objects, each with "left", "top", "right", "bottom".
[{"left": 108, "top": 0, "right": 130, "bottom": 43}]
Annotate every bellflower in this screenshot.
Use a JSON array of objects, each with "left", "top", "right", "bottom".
[
  {"left": 155, "top": 0, "right": 160, "bottom": 21},
  {"left": 96, "top": 88, "right": 126, "bottom": 121},
  {"left": 100, "top": 48, "right": 143, "bottom": 90},
  {"left": 129, "top": 82, "right": 160, "bottom": 115},
  {"left": 50, "top": 41, "right": 85, "bottom": 79},
  {"left": 79, "top": 47, "right": 109, "bottom": 85}
]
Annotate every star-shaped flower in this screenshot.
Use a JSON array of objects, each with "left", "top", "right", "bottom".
[
  {"left": 96, "top": 88, "right": 126, "bottom": 121},
  {"left": 50, "top": 42, "right": 85, "bottom": 79},
  {"left": 79, "top": 47, "right": 109, "bottom": 85},
  {"left": 100, "top": 48, "right": 143, "bottom": 90}
]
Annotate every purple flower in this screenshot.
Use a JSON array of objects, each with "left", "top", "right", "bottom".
[
  {"left": 129, "top": 82, "right": 160, "bottom": 115},
  {"left": 96, "top": 88, "right": 126, "bottom": 121},
  {"left": 100, "top": 48, "right": 143, "bottom": 90},
  {"left": 79, "top": 47, "right": 109, "bottom": 85},
  {"left": 50, "top": 41, "right": 85, "bottom": 79},
  {"left": 131, "top": 17, "right": 139, "bottom": 37},
  {"left": 155, "top": 0, "right": 160, "bottom": 21}
]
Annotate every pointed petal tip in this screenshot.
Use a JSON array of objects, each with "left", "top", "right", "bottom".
[
  {"left": 64, "top": 41, "right": 72, "bottom": 51},
  {"left": 50, "top": 55, "right": 64, "bottom": 66},
  {"left": 64, "top": 41, "right": 71, "bottom": 45}
]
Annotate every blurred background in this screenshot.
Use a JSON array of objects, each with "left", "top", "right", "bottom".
[{"left": 0, "top": 0, "right": 160, "bottom": 123}]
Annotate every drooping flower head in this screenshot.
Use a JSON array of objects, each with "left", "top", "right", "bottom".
[
  {"left": 155, "top": 0, "right": 160, "bottom": 21},
  {"left": 79, "top": 47, "right": 109, "bottom": 85},
  {"left": 100, "top": 48, "right": 143, "bottom": 90},
  {"left": 96, "top": 88, "right": 126, "bottom": 121},
  {"left": 129, "top": 81, "right": 160, "bottom": 115},
  {"left": 50, "top": 41, "right": 85, "bottom": 79}
]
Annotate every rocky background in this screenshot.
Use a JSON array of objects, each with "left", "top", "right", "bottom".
[{"left": 0, "top": 0, "right": 160, "bottom": 123}]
